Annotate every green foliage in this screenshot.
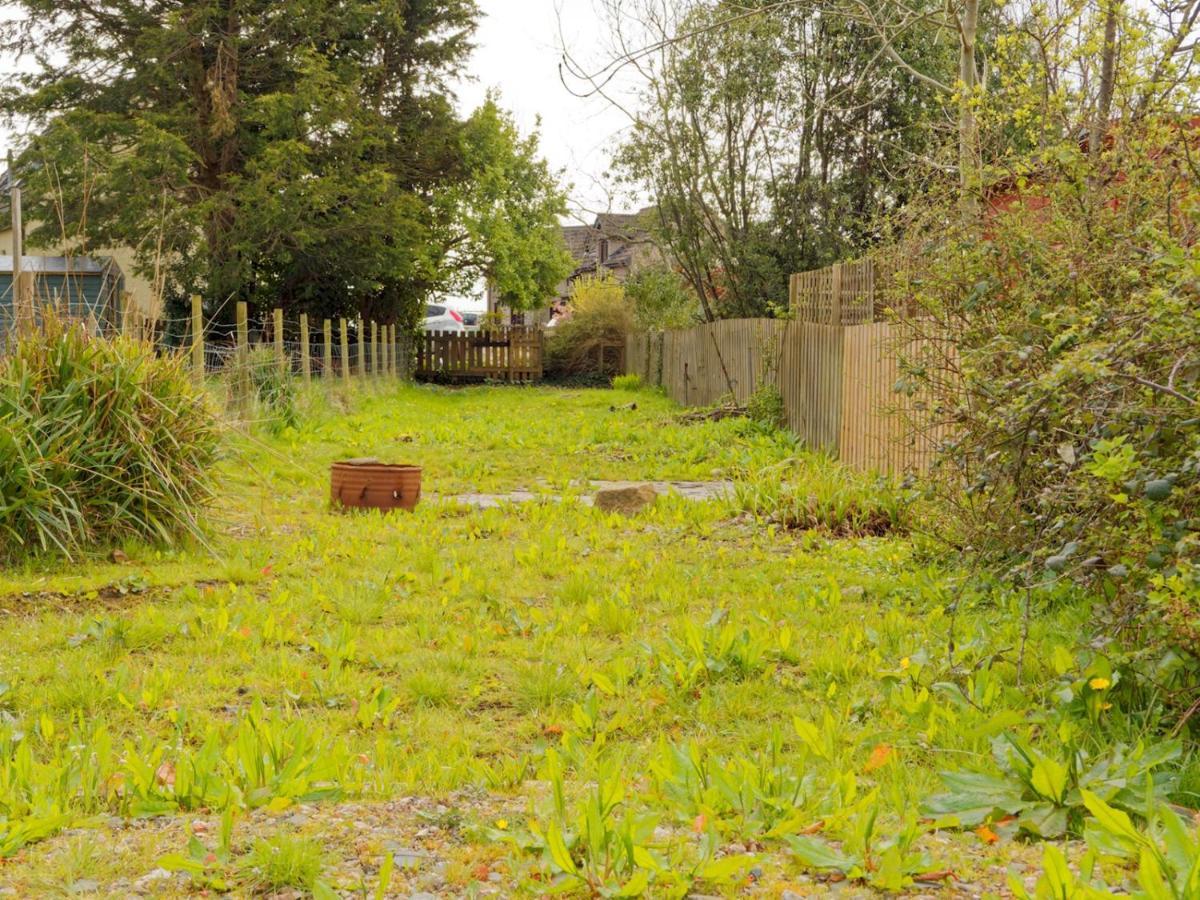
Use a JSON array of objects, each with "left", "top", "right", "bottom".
[
  {"left": 923, "top": 735, "right": 1180, "bottom": 838},
  {"left": 545, "top": 275, "right": 633, "bottom": 379},
  {"left": 613, "top": 1, "right": 946, "bottom": 319},
  {"left": 896, "top": 126, "right": 1200, "bottom": 681},
  {"left": 238, "top": 835, "right": 334, "bottom": 897},
  {"left": 745, "top": 382, "right": 786, "bottom": 431},
  {"left": 0, "top": 385, "right": 1194, "bottom": 892},
  {"left": 498, "top": 747, "right": 755, "bottom": 897},
  {"left": 787, "top": 803, "right": 942, "bottom": 892},
  {"left": 454, "top": 97, "right": 575, "bottom": 311},
  {"left": 2, "top": 1, "right": 566, "bottom": 328},
  {"left": 1012, "top": 793, "right": 1200, "bottom": 898},
  {"left": 0, "top": 316, "right": 220, "bottom": 560},
  {"left": 611, "top": 374, "right": 642, "bottom": 391},
  {"left": 624, "top": 265, "right": 699, "bottom": 330}
]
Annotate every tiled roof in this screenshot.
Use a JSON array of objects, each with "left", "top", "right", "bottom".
[{"left": 560, "top": 225, "right": 595, "bottom": 263}]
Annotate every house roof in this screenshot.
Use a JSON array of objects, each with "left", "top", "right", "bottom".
[
  {"left": 595, "top": 208, "right": 655, "bottom": 241},
  {"left": 560, "top": 224, "right": 595, "bottom": 263}
]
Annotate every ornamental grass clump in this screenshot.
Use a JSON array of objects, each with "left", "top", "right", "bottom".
[{"left": 0, "top": 314, "right": 221, "bottom": 561}]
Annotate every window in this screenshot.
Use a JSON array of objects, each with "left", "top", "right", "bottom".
[
  {"left": 425, "top": 304, "right": 446, "bottom": 317},
  {"left": 599, "top": 239, "right": 609, "bottom": 263}
]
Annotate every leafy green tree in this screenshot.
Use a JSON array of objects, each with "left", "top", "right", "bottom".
[
  {"left": 624, "top": 265, "right": 698, "bottom": 330},
  {"left": 447, "top": 99, "right": 574, "bottom": 312},
  {"left": 601, "top": 0, "right": 946, "bottom": 319}
]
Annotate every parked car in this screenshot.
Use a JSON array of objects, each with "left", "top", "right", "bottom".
[{"left": 423, "top": 303, "right": 466, "bottom": 333}]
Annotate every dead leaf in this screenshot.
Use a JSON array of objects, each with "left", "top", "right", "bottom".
[
  {"left": 155, "top": 760, "right": 176, "bottom": 789},
  {"left": 975, "top": 825, "right": 999, "bottom": 844},
  {"left": 863, "top": 743, "right": 895, "bottom": 773},
  {"left": 915, "top": 870, "right": 958, "bottom": 883}
]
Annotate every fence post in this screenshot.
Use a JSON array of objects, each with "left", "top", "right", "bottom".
[
  {"left": 236, "top": 302, "right": 248, "bottom": 354},
  {"left": 356, "top": 316, "right": 365, "bottom": 377},
  {"left": 384, "top": 324, "right": 393, "bottom": 377},
  {"left": 300, "top": 313, "right": 311, "bottom": 382},
  {"left": 190, "top": 294, "right": 204, "bottom": 382},
  {"left": 273, "top": 308, "right": 285, "bottom": 372},
  {"left": 340, "top": 318, "right": 351, "bottom": 385},
  {"left": 370, "top": 320, "right": 379, "bottom": 375},
  {"left": 233, "top": 301, "right": 249, "bottom": 403},
  {"left": 323, "top": 319, "right": 332, "bottom": 379},
  {"left": 14, "top": 272, "right": 34, "bottom": 336},
  {"left": 830, "top": 263, "right": 843, "bottom": 327}
]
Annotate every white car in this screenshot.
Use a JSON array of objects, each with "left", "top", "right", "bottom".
[{"left": 423, "top": 303, "right": 467, "bottom": 333}]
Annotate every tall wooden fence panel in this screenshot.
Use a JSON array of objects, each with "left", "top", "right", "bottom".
[
  {"left": 790, "top": 258, "right": 898, "bottom": 325},
  {"left": 641, "top": 318, "right": 942, "bottom": 475}
]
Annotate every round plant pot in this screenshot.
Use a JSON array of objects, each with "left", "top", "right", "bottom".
[{"left": 330, "top": 459, "right": 422, "bottom": 512}]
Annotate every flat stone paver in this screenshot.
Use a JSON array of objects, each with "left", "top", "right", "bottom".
[{"left": 436, "top": 480, "right": 734, "bottom": 509}]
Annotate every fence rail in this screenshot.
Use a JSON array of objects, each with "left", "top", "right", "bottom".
[
  {"left": 628, "top": 319, "right": 950, "bottom": 476},
  {"left": 415, "top": 328, "right": 543, "bottom": 382}
]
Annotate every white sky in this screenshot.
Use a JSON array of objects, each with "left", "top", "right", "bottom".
[{"left": 456, "top": 0, "right": 638, "bottom": 226}]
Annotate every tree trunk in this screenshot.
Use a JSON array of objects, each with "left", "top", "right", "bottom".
[
  {"left": 1089, "top": 0, "right": 1120, "bottom": 162},
  {"left": 958, "top": 0, "right": 981, "bottom": 219}
]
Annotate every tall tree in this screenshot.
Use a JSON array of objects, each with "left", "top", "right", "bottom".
[{"left": 579, "top": 0, "right": 944, "bottom": 319}]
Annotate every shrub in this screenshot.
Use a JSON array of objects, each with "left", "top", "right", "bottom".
[
  {"left": 0, "top": 315, "right": 220, "bottom": 560},
  {"left": 746, "top": 382, "right": 785, "bottom": 431},
  {"left": 625, "top": 265, "right": 698, "bottom": 330},
  {"left": 545, "top": 275, "right": 632, "bottom": 379},
  {"left": 612, "top": 374, "right": 642, "bottom": 391},
  {"left": 893, "top": 125, "right": 1200, "bottom": 681}
]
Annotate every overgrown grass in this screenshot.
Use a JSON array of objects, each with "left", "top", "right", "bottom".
[
  {"left": 733, "top": 455, "right": 911, "bottom": 536},
  {"left": 0, "top": 383, "right": 1192, "bottom": 896}
]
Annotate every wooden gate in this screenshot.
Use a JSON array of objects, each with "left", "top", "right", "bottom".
[{"left": 415, "top": 327, "right": 543, "bottom": 382}]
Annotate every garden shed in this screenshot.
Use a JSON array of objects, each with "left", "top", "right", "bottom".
[{"left": 0, "top": 255, "right": 125, "bottom": 335}]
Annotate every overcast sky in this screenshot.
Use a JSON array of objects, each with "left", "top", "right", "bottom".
[{"left": 457, "top": 0, "right": 638, "bottom": 225}]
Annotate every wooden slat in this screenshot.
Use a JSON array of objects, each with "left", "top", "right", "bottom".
[{"left": 413, "top": 327, "right": 544, "bottom": 383}]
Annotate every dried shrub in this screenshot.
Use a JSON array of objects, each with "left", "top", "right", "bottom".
[{"left": 545, "top": 275, "right": 633, "bottom": 379}]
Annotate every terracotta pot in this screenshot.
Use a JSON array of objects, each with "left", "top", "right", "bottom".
[{"left": 330, "top": 459, "right": 422, "bottom": 511}]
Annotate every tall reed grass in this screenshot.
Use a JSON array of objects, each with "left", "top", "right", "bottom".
[{"left": 0, "top": 314, "right": 221, "bottom": 560}]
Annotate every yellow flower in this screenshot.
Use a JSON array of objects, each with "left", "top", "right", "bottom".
[
  {"left": 495, "top": 819, "right": 508, "bottom": 830},
  {"left": 900, "top": 657, "right": 911, "bottom": 670},
  {"left": 1088, "top": 677, "right": 1111, "bottom": 691}
]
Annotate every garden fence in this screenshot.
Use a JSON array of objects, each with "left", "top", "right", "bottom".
[
  {"left": 627, "top": 319, "right": 952, "bottom": 476},
  {"left": 789, "top": 257, "right": 920, "bottom": 325},
  {"left": 2, "top": 294, "right": 543, "bottom": 385}
]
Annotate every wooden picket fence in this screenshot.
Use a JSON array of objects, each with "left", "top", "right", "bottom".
[
  {"left": 627, "top": 319, "right": 951, "bottom": 476},
  {"left": 415, "top": 327, "right": 543, "bottom": 382}
]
